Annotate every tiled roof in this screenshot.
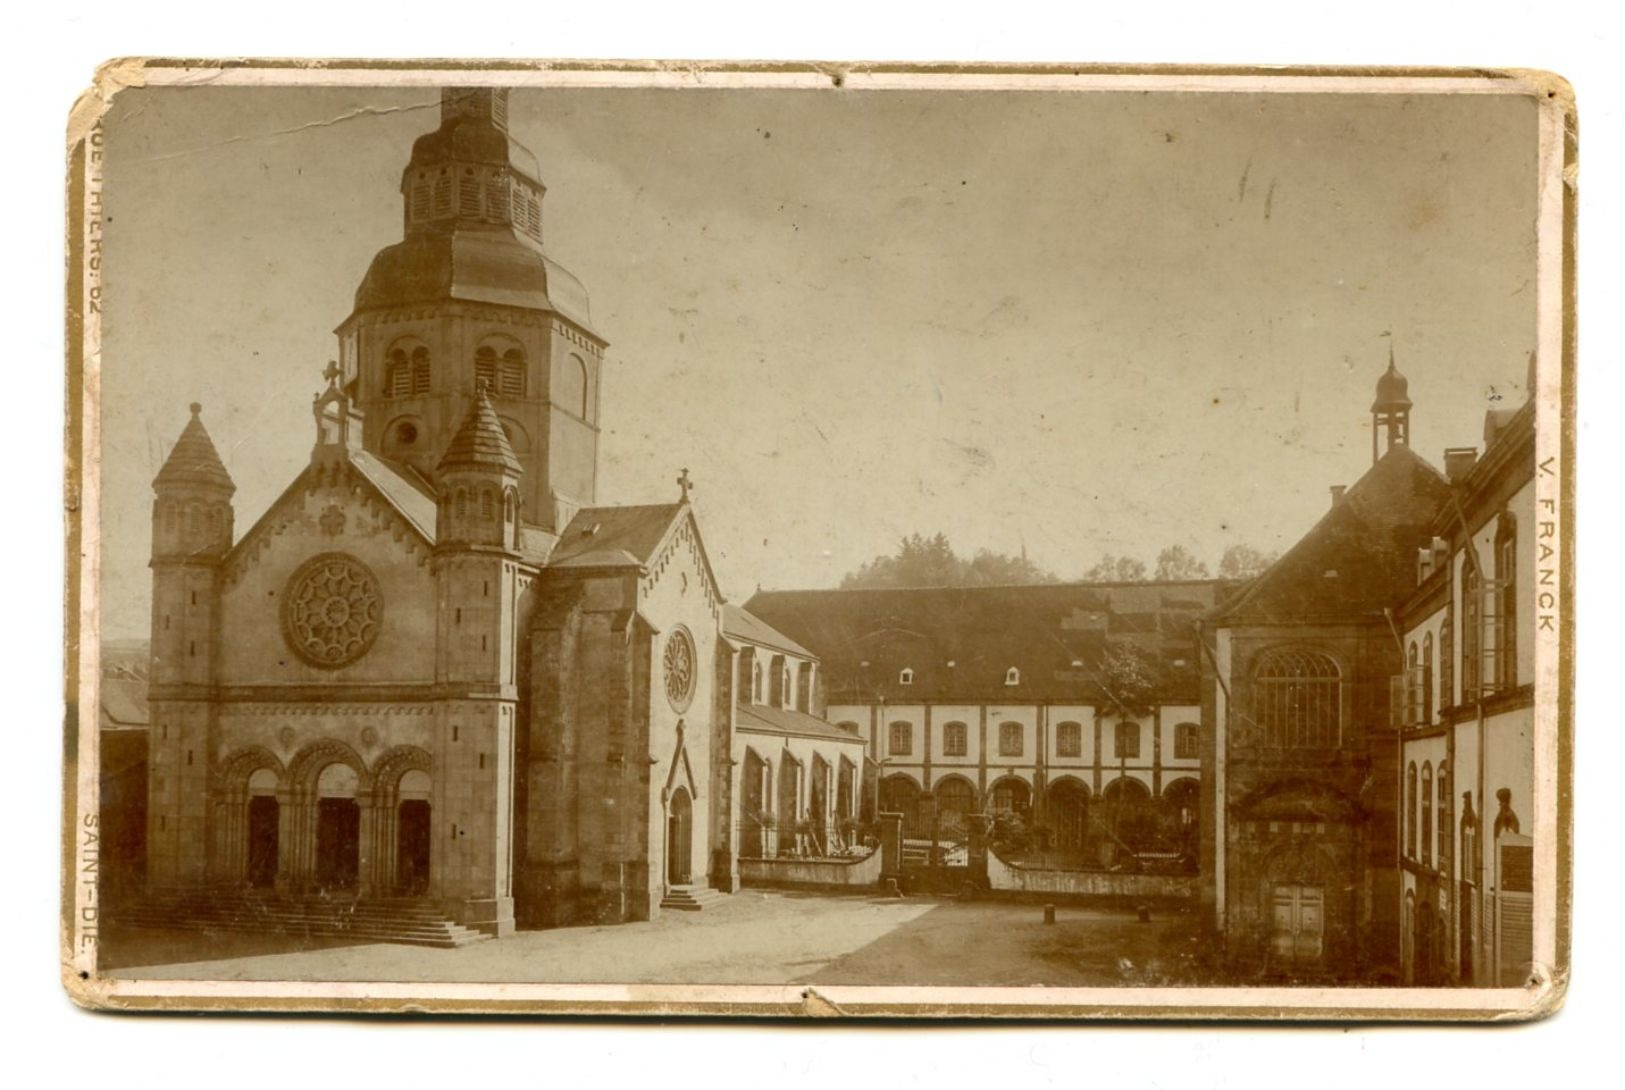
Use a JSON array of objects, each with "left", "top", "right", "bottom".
[
  {"left": 437, "top": 389, "right": 523, "bottom": 475},
  {"left": 735, "top": 702, "right": 867, "bottom": 744},
  {"left": 1215, "top": 444, "right": 1452, "bottom": 624},
  {"left": 154, "top": 404, "right": 234, "bottom": 493},
  {"left": 722, "top": 604, "right": 815, "bottom": 659},
  {"left": 745, "top": 580, "right": 1230, "bottom": 704},
  {"left": 548, "top": 503, "right": 685, "bottom": 569}
]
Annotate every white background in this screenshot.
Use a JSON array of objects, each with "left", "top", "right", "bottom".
[{"left": 8, "top": 4, "right": 1618, "bottom": 1087}]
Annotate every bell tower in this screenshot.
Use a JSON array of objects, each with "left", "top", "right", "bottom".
[{"left": 336, "top": 86, "right": 607, "bottom": 532}]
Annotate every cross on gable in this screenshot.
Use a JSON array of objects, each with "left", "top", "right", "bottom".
[
  {"left": 677, "top": 467, "right": 693, "bottom": 502},
  {"left": 323, "top": 360, "right": 341, "bottom": 386}
]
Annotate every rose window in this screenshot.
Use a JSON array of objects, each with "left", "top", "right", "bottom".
[
  {"left": 663, "top": 626, "right": 696, "bottom": 712},
  {"left": 282, "top": 552, "right": 383, "bottom": 668}
]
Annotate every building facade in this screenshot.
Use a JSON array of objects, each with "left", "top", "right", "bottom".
[
  {"left": 747, "top": 583, "right": 1219, "bottom": 868},
  {"left": 1394, "top": 390, "right": 1536, "bottom": 986}
]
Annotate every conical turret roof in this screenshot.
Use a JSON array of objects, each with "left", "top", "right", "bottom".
[
  {"left": 154, "top": 403, "right": 235, "bottom": 493},
  {"left": 437, "top": 387, "right": 523, "bottom": 475}
]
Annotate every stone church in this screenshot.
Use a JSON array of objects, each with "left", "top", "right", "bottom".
[{"left": 144, "top": 88, "right": 749, "bottom": 935}]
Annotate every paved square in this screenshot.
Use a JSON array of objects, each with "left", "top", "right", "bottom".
[{"left": 103, "top": 892, "right": 1211, "bottom": 987}]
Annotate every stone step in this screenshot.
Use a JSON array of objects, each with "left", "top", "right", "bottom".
[
  {"left": 118, "top": 894, "right": 493, "bottom": 948},
  {"left": 660, "top": 885, "right": 730, "bottom": 911}
]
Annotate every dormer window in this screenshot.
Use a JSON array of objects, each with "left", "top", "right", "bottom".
[
  {"left": 1005, "top": 667, "right": 1021, "bottom": 687},
  {"left": 899, "top": 668, "right": 914, "bottom": 686}
]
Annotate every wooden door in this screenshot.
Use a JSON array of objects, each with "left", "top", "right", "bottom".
[{"left": 1271, "top": 885, "right": 1325, "bottom": 965}]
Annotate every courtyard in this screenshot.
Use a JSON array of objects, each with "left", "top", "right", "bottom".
[{"left": 101, "top": 891, "right": 1216, "bottom": 987}]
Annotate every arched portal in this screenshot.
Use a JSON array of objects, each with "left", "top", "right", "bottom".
[
  {"left": 245, "top": 768, "right": 280, "bottom": 889},
  {"left": 1102, "top": 776, "right": 1154, "bottom": 855},
  {"left": 1047, "top": 778, "right": 1091, "bottom": 856},
  {"left": 988, "top": 776, "right": 1031, "bottom": 817},
  {"left": 314, "top": 762, "right": 361, "bottom": 891},
  {"left": 1163, "top": 777, "right": 1201, "bottom": 861},
  {"left": 667, "top": 786, "right": 694, "bottom": 885},
  {"left": 879, "top": 774, "right": 923, "bottom": 838},
  {"left": 741, "top": 749, "right": 771, "bottom": 857},
  {"left": 395, "top": 769, "right": 432, "bottom": 895},
  {"left": 934, "top": 776, "right": 978, "bottom": 841}
]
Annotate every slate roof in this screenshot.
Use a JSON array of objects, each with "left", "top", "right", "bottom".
[
  {"left": 348, "top": 230, "right": 593, "bottom": 329},
  {"left": 349, "top": 450, "right": 440, "bottom": 542},
  {"left": 745, "top": 580, "right": 1230, "bottom": 704},
  {"left": 722, "top": 604, "right": 815, "bottom": 659},
  {"left": 548, "top": 503, "right": 686, "bottom": 569},
  {"left": 154, "top": 404, "right": 234, "bottom": 493},
  {"left": 437, "top": 389, "right": 523, "bottom": 475},
  {"left": 1214, "top": 444, "right": 1452, "bottom": 624},
  {"left": 735, "top": 702, "right": 867, "bottom": 744}
]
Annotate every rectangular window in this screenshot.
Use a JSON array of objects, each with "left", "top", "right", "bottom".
[
  {"left": 1174, "top": 722, "right": 1199, "bottom": 760},
  {"left": 888, "top": 721, "right": 912, "bottom": 756},
  {"left": 998, "top": 722, "right": 1023, "bottom": 757},
  {"left": 942, "top": 721, "right": 968, "bottom": 757},
  {"left": 1056, "top": 721, "right": 1083, "bottom": 758},
  {"left": 1115, "top": 721, "right": 1141, "bottom": 759}
]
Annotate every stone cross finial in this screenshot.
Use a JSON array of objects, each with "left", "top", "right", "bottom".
[
  {"left": 323, "top": 360, "right": 341, "bottom": 386},
  {"left": 677, "top": 467, "right": 693, "bottom": 501}
]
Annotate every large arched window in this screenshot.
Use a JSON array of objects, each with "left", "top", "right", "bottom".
[
  {"left": 564, "top": 353, "right": 590, "bottom": 419},
  {"left": 475, "top": 342, "right": 526, "bottom": 398},
  {"left": 1422, "top": 631, "right": 1435, "bottom": 723},
  {"left": 1437, "top": 761, "right": 1452, "bottom": 873},
  {"left": 1421, "top": 763, "right": 1434, "bottom": 867},
  {"left": 1252, "top": 647, "right": 1341, "bottom": 748},
  {"left": 1406, "top": 762, "right": 1419, "bottom": 860}
]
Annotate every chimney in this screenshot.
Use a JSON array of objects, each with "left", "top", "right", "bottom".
[
  {"left": 1443, "top": 447, "right": 1479, "bottom": 482},
  {"left": 1329, "top": 485, "right": 1347, "bottom": 506}
]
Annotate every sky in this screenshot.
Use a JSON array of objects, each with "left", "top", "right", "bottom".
[{"left": 96, "top": 82, "right": 1538, "bottom": 639}]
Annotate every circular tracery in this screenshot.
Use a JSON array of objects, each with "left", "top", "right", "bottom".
[
  {"left": 282, "top": 552, "right": 383, "bottom": 668},
  {"left": 663, "top": 626, "right": 696, "bottom": 712}
]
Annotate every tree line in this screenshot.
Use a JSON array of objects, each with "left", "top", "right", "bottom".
[{"left": 838, "top": 533, "right": 1278, "bottom": 589}]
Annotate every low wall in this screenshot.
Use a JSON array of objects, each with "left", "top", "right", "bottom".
[
  {"left": 739, "top": 850, "right": 883, "bottom": 890},
  {"left": 987, "top": 850, "right": 1198, "bottom": 903}
]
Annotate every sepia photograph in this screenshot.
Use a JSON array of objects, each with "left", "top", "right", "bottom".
[{"left": 64, "top": 61, "right": 1574, "bottom": 1018}]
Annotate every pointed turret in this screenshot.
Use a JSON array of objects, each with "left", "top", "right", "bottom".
[
  {"left": 152, "top": 402, "right": 235, "bottom": 562},
  {"left": 155, "top": 402, "right": 235, "bottom": 494},
  {"left": 438, "top": 384, "right": 523, "bottom": 476},
  {"left": 435, "top": 385, "right": 522, "bottom": 549}
]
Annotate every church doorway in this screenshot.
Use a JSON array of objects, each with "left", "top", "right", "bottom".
[
  {"left": 245, "top": 767, "right": 279, "bottom": 889},
  {"left": 314, "top": 763, "right": 361, "bottom": 892},
  {"left": 246, "top": 795, "right": 280, "bottom": 889},
  {"left": 397, "top": 800, "right": 431, "bottom": 895},
  {"left": 667, "top": 787, "right": 693, "bottom": 886}
]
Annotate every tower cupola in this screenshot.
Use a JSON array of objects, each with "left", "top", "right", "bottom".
[{"left": 1371, "top": 346, "right": 1413, "bottom": 463}]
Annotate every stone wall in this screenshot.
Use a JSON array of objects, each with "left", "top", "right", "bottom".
[
  {"left": 987, "top": 849, "right": 1198, "bottom": 902},
  {"left": 738, "top": 849, "right": 882, "bottom": 890}
]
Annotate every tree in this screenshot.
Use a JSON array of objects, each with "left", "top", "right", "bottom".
[
  {"left": 1154, "top": 544, "right": 1210, "bottom": 581},
  {"left": 1082, "top": 554, "right": 1148, "bottom": 582},
  {"left": 1096, "top": 641, "right": 1160, "bottom": 717},
  {"left": 965, "top": 548, "right": 1060, "bottom": 587},
  {"left": 839, "top": 533, "right": 1058, "bottom": 589},
  {"left": 1217, "top": 543, "right": 1280, "bottom": 580}
]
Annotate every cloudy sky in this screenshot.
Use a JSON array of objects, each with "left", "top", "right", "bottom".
[{"left": 97, "top": 81, "right": 1538, "bottom": 638}]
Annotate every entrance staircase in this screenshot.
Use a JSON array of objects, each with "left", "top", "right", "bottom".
[
  {"left": 660, "top": 885, "right": 730, "bottom": 911},
  {"left": 116, "top": 891, "right": 493, "bottom": 948}
]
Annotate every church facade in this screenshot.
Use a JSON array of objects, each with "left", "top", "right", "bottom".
[{"left": 142, "top": 88, "right": 828, "bottom": 935}]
